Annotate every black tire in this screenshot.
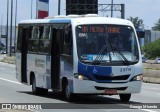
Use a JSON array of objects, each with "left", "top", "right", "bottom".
[
  {"left": 32, "top": 76, "right": 40, "bottom": 94},
  {"left": 32, "top": 76, "right": 48, "bottom": 95},
  {"left": 62, "top": 81, "right": 74, "bottom": 101},
  {"left": 119, "top": 94, "right": 131, "bottom": 102}
]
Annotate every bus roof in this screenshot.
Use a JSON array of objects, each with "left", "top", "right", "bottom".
[{"left": 19, "top": 15, "right": 133, "bottom": 27}]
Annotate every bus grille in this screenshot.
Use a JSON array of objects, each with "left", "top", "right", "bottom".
[
  {"left": 95, "top": 86, "right": 128, "bottom": 90},
  {"left": 93, "top": 75, "right": 130, "bottom": 81}
]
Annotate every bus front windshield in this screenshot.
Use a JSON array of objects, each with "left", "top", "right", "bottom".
[{"left": 76, "top": 24, "right": 139, "bottom": 65}]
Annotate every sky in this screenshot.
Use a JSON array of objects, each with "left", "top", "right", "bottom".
[{"left": 0, "top": 0, "right": 160, "bottom": 30}]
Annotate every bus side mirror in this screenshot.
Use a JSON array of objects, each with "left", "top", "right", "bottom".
[{"left": 137, "top": 31, "right": 145, "bottom": 38}]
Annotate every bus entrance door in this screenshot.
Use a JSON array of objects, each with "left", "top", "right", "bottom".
[
  {"left": 51, "top": 28, "right": 63, "bottom": 89},
  {"left": 21, "top": 27, "right": 28, "bottom": 83}
]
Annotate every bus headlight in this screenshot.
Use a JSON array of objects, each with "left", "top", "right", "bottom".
[
  {"left": 131, "top": 74, "right": 143, "bottom": 81},
  {"left": 74, "top": 73, "right": 90, "bottom": 80}
]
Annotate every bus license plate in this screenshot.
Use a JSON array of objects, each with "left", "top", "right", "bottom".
[{"left": 104, "top": 89, "right": 117, "bottom": 95}]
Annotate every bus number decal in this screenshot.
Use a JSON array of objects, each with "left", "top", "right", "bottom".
[{"left": 120, "top": 68, "right": 131, "bottom": 72}]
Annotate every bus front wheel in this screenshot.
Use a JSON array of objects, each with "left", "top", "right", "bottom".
[
  {"left": 62, "top": 81, "right": 74, "bottom": 101},
  {"left": 119, "top": 94, "right": 131, "bottom": 102}
]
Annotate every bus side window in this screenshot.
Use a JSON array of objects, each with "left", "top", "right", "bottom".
[
  {"left": 17, "top": 26, "right": 23, "bottom": 52},
  {"left": 62, "top": 25, "right": 72, "bottom": 55},
  {"left": 28, "top": 26, "right": 39, "bottom": 53},
  {"left": 42, "top": 26, "right": 50, "bottom": 39},
  {"left": 39, "top": 26, "right": 51, "bottom": 54},
  {"left": 31, "top": 26, "right": 39, "bottom": 39}
]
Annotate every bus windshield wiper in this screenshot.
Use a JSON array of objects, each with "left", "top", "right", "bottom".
[
  {"left": 92, "top": 36, "right": 114, "bottom": 65},
  {"left": 115, "top": 50, "right": 130, "bottom": 65},
  {"left": 92, "top": 44, "right": 107, "bottom": 65},
  {"left": 108, "top": 39, "right": 130, "bottom": 65}
]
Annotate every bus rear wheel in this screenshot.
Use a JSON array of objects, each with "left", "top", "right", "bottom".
[
  {"left": 119, "top": 94, "right": 131, "bottom": 102},
  {"left": 32, "top": 76, "right": 48, "bottom": 95}
]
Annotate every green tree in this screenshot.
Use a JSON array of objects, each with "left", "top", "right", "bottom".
[
  {"left": 128, "top": 17, "right": 143, "bottom": 29},
  {"left": 142, "top": 38, "right": 160, "bottom": 59},
  {"left": 152, "top": 18, "right": 160, "bottom": 31}
]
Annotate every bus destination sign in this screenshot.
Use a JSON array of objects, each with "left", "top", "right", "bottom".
[{"left": 81, "top": 26, "right": 120, "bottom": 33}]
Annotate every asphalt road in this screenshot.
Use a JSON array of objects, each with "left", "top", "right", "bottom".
[{"left": 0, "top": 60, "right": 160, "bottom": 112}]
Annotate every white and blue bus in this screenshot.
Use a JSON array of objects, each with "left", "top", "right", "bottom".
[{"left": 16, "top": 14, "right": 143, "bottom": 102}]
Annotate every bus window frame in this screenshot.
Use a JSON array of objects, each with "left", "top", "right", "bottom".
[{"left": 38, "top": 25, "right": 52, "bottom": 55}]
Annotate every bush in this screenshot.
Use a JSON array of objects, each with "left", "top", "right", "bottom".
[{"left": 143, "top": 38, "right": 160, "bottom": 59}]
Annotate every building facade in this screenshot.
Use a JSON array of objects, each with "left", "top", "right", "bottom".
[{"left": 144, "top": 30, "right": 160, "bottom": 45}]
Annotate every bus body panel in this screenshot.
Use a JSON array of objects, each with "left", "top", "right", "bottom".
[
  {"left": 27, "top": 54, "right": 51, "bottom": 89},
  {"left": 60, "top": 56, "right": 74, "bottom": 92}
]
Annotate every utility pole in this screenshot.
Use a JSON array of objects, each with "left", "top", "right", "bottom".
[
  {"left": 14, "top": 0, "right": 17, "bottom": 53},
  {"left": 0, "top": 15, "right": 3, "bottom": 50},
  {"left": 58, "top": 0, "right": 61, "bottom": 15},
  {"left": 31, "top": 0, "right": 33, "bottom": 19},
  {"left": 1, "top": 15, "right": 2, "bottom": 34},
  {"left": 10, "top": 0, "right": 13, "bottom": 56},
  {"left": 111, "top": 0, "right": 113, "bottom": 17},
  {"left": 6, "top": 0, "right": 9, "bottom": 54},
  {"left": 121, "top": 4, "right": 125, "bottom": 19}
]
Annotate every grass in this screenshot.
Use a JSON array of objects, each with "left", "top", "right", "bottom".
[{"left": 144, "top": 67, "right": 160, "bottom": 70}]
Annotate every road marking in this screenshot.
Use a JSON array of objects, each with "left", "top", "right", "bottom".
[
  {"left": 0, "top": 77, "right": 22, "bottom": 85},
  {"left": 142, "top": 109, "right": 158, "bottom": 112}
]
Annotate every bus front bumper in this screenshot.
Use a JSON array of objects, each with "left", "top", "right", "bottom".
[{"left": 72, "top": 79, "right": 142, "bottom": 94}]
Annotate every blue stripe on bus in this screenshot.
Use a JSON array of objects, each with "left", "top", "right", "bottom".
[
  {"left": 78, "top": 61, "right": 112, "bottom": 83},
  {"left": 39, "top": 0, "right": 49, "bottom": 3},
  {"left": 49, "top": 19, "right": 71, "bottom": 23}
]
